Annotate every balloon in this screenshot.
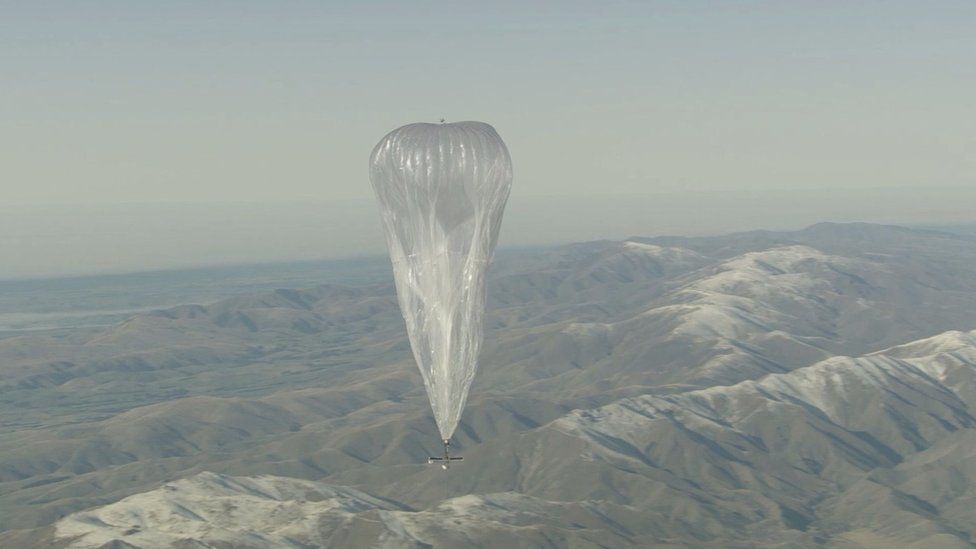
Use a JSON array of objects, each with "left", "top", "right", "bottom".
[{"left": 369, "top": 121, "right": 512, "bottom": 441}]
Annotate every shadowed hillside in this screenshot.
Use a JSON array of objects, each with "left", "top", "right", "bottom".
[{"left": 3, "top": 223, "right": 976, "bottom": 547}]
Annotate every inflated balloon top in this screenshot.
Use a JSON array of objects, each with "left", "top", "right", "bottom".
[{"left": 369, "top": 121, "right": 512, "bottom": 442}]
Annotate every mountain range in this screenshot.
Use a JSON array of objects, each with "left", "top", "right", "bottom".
[{"left": 3, "top": 222, "right": 976, "bottom": 547}]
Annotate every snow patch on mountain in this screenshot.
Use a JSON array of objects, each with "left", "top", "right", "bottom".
[
  {"left": 621, "top": 241, "right": 708, "bottom": 263},
  {"left": 873, "top": 330, "right": 976, "bottom": 360},
  {"left": 556, "top": 328, "right": 976, "bottom": 444},
  {"left": 55, "top": 472, "right": 398, "bottom": 548},
  {"left": 53, "top": 472, "right": 631, "bottom": 548}
]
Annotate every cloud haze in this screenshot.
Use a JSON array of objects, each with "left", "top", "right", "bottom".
[{"left": 3, "top": 185, "right": 974, "bottom": 279}]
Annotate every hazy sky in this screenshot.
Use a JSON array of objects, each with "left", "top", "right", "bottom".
[
  {"left": 4, "top": 1, "right": 974, "bottom": 204},
  {"left": 2, "top": 2, "right": 975, "bottom": 279}
]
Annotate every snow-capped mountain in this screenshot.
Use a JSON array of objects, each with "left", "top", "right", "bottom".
[
  {"left": 46, "top": 327, "right": 976, "bottom": 548},
  {"left": 4, "top": 223, "right": 976, "bottom": 547}
]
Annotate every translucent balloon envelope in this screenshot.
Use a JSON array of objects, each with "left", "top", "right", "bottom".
[{"left": 369, "top": 121, "right": 512, "bottom": 441}]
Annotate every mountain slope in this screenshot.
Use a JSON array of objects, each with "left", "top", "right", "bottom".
[
  {"left": 39, "top": 328, "right": 976, "bottom": 548},
  {"left": 4, "top": 223, "right": 976, "bottom": 547},
  {"left": 52, "top": 472, "right": 641, "bottom": 549}
]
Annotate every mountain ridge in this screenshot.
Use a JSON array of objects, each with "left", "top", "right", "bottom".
[
  {"left": 39, "top": 327, "right": 976, "bottom": 548},
  {"left": 4, "top": 222, "right": 976, "bottom": 547}
]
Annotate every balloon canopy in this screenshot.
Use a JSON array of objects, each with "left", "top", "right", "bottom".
[{"left": 369, "top": 121, "right": 512, "bottom": 441}]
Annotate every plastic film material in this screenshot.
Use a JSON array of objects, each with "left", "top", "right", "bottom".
[{"left": 369, "top": 121, "right": 512, "bottom": 440}]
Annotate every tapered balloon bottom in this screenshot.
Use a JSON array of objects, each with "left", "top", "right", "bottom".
[{"left": 427, "top": 439, "right": 463, "bottom": 470}]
